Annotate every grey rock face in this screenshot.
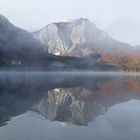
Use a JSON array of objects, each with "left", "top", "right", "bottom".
[{"left": 33, "top": 18, "right": 109, "bottom": 55}]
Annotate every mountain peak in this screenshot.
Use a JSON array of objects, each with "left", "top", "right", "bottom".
[
  {"left": 73, "top": 18, "right": 95, "bottom": 26},
  {"left": 74, "top": 18, "right": 90, "bottom": 23},
  {"left": 33, "top": 18, "right": 109, "bottom": 55}
]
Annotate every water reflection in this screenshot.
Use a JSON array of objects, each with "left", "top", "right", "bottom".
[{"left": 0, "top": 72, "right": 140, "bottom": 127}]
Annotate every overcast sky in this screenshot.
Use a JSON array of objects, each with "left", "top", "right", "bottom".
[{"left": 0, "top": 0, "right": 140, "bottom": 45}]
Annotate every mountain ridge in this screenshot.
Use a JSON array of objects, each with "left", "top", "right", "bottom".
[
  {"left": 33, "top": 18, "right": 109, "bottom": 54},
  {"left": 0, "top": 14, "right": 140, "bottom": 71},
  {"left": 0, "top": 14, "right": 117, "bottom": 71},
  {"left": 33, "top": 18, "right": 140, "bottom": 71}
]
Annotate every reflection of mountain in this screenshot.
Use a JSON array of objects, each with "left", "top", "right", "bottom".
[
  {"left": 1, "top": 73, "right": 140, "bottom": 126},
  {"left": 33, "top": 78, "right": 140, "bottom": 125},
  {"left": 33, "top": 88, "right": 107, "bottom": 126}
]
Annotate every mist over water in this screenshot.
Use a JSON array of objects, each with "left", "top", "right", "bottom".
[
  {"left": 1, "top": 0, "right": 140, "bottom": 139},
  {"left": 0, "top": 72, "right": 140, "bottom": 140}
]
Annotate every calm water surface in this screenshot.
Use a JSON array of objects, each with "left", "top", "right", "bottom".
[{"left": 0, "top": 72, "right": 140, "bottom": 140}]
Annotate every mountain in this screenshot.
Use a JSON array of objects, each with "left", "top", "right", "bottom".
[
  {"left": 33, "top": 18, "right": 132, "bottom": 57},
  {"left": 33, "top": 18, "right": 140, "bottom": 71},
  {"left": 33, "top": 18, "right": 109, "bottom": 55},
  {"left": 0, "top": 14, "right": 117, "bottom": 71},
  {"left": 0, "top": 14, "right": 49, "bottom": 69}
]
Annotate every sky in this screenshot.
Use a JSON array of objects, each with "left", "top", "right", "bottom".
[{"left": 0, "top": 0, "right": 140, "bottom": 45}]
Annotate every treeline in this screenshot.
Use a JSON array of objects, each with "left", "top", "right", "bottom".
[{"left": 120, "top": 63, "right": 140, "bottom": 72}]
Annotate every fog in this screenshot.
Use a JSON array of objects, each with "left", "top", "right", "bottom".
[
  {"left": 0, "top": 0, "right": 140, "bottom": 45},
  {"left": 1, "top": 71, "right": 140, "bottom": 78},
  {"left": 1, "top": 0, "right": 140, "bottom": 137}
]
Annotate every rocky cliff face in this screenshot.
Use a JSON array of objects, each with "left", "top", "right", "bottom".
[
  {"left": 1, "top": 13, "right": 140, "bottom": 71},
  {"left": 33, "top": 18, "right": 109, "bottom": 55},
  {"left": 33, "top": 18, "right": 140, "bottom": 70},
  {"left": 0, "top": 14, "right": 116, "bottom": 71},
  {"left": 33, "top": 18, "right": 132, "bottom": 56}
]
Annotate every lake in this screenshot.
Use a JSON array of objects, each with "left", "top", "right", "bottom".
[{"left": 0, "top": 72, "right": 140, "bottom": 140}]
